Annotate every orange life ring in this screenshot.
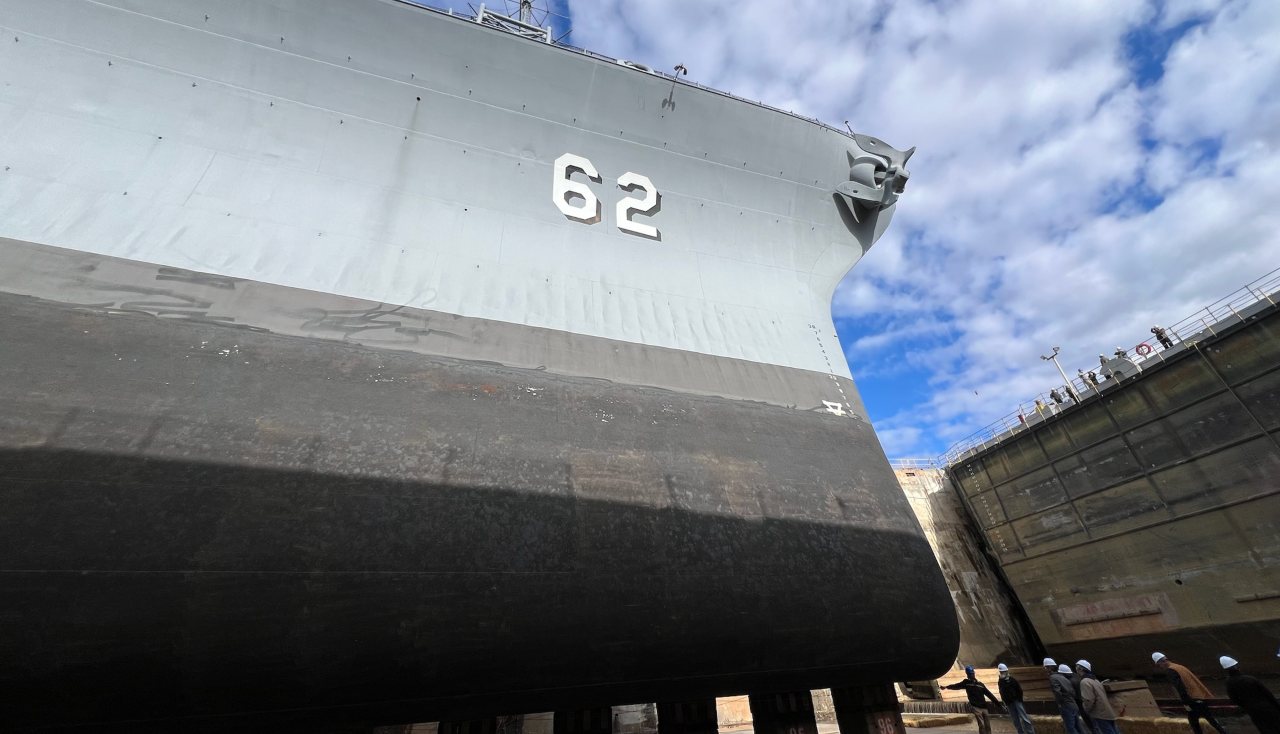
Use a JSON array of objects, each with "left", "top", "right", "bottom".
[{"left": 1135, "top": 342, "right": 1153, "bottom": 356}]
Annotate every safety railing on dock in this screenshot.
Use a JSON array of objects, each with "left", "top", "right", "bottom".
[
  {"left": 888, "top": 458, "right": 942, "bottom": 470},
  {"left": 938, "top": 266, "right": 1280, "bottom": 467}
]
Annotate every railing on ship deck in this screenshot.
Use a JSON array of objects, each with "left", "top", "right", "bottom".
[
  {"left": 391, "top": 0, "right": 860, "bottom": 141},
  {"left": 938, "top": 266, "right": 1280, "bottom": 467}
]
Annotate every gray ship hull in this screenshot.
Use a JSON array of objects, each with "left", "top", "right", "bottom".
[{"left": 0, "top": 0, "right": 956, "bottom": 728}]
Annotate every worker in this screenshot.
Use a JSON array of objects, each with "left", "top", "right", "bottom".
[
  {"left": 1045, "top": 657, "right": 1058, "bottom": 674},
  {"left": 945, "top": 665, "right": 1001, "bottom": 734},
  {"left": 1072, "top": 660, "right": 1096, "bottom": 734},
  {"left": 1077, "top": 660, "right": 1119, "bottom": 734},
  {"left": 1153, "top": 652, "right": 1227, "bottom": 734},
  {"left": 1152, "top": 326, "right": 1174, "bottom": 349},
  {"left": 1051, "top": 663, "right": 1086, "bottom": 734},
  {"left": 1072, "top": 659, "right": 1097, "bottom": 734},
  {"left": 998, "top": 663, "right": 1036, "bottom": 734},
  {"left": 1221, "top": 656, "right": 1280, "bottom": 734}
]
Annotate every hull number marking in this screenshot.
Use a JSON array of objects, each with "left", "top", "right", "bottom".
[{"left": 553, "top": 153, "right": 660, "bottom": 239}]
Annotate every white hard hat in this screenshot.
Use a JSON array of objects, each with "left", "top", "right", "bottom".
[
  {"left": 998, "top": 664, "right": 1009, "bottom": 672},
  {"left": 1058, "top": 664, "right": 1072, "bottom": 674},
  {"left": 1044, "top": 657, "right": 1056, "bottom": 667},
  {"left": 1077, "top": 660, "right": 1092, "bottom": 671},
  {"left": 1152, "top": 652, "right": 1167, "bottom": 663},
  {"left": 1220, "top": 656, "right": 1238, "bottom": 669}
]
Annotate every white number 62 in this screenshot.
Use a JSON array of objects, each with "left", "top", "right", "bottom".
[{"left": 552, "top": 154, "right": 660, "bottom": 239}]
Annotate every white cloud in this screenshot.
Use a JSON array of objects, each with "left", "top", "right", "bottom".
[
  {"left": 1160, "top": 0, "right": 1222, "bottom": 28},
  {"left": 1153, "top": 0, "right": 1280, "bottom": 147},
  {"left": 566, "top": 0, "right": 1280, "bottom": 456}
]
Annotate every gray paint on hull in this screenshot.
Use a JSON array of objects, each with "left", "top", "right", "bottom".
[
  {"left": 0, "top": 0, "right": 897, "bottom": 376},
  {"left": 0, "top": 237, "right": 869, "bottom": 419}
]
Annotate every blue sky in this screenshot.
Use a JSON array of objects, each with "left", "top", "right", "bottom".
[
  {"left": 831, "top": 6, "right": 1219, "bottom": 449},
  {"left": 435, "top": 1, "right": 1279, "bottom": 457}
]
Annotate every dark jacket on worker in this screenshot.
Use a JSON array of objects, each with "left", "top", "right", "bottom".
[
  {"left": 1227, "top": 669, "right": 1280, "bottom": 734},
  {"left": 999, "top": 675, "right": 1025, "bottom": 705},
  {"left": 946, "top": 677, "right": 1000, "bottom": 709},
  {"left": 1050, "top": 672, "right": 1078, "bottom": 709}
]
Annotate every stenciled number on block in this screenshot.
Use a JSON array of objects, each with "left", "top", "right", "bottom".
[
  {"left": 875, "top": 713, "right": 899, "bottom": 734},
  {"left": 552, "top": 153, "right": 660, "bottom": 239}
]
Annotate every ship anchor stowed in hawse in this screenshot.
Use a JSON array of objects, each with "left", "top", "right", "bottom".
[{"left": 0, "top": 0, "right": 955, "bottom": 729}]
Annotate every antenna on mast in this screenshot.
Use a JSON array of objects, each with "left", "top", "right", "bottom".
[{"left": 476, "top": 1, "right": 555, "bottom": 43}]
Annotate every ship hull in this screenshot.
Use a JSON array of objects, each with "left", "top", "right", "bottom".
[
  {"left": 0, "top": 239, "right": 958, "bottom": 729},
  {"left": 0, "top": 0, "right": 956, "bottom": 727}
]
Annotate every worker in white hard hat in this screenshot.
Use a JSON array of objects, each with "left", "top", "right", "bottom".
[
  {"left": 1152, "top": 652, "right": 1227, "bottom": 734},
  {"left": 1076, "top": 660, "right": 1119, "bottom": 734},
  {"left": 1071, "top": 660, "right": 1098, "bottom": 734},
  {"left": 1050, "top": 663, "right": 1087, "bottom": 734},
  {"left": 1221, "top": 655, "right": 1280, "bottom": 734},
  {"left": 1044, "top": 657, "right": 1057, "bottom": 673},
  {"left": 997, "top": 663, "right": 1035, "bottom": 734}
]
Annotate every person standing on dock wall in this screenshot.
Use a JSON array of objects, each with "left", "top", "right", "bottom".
[
  {"left": 1153, "top": 652, "right": 1228, "bottom": 734},
  {"left": 998, "top": 663, "right": 1036, "bottom": 734},
  {"left": 1221, "top": 656, "right": 1280, "bottom": 734},
  {"left": 1051, "top": 663, "right": 1087, "bottom": 734},
  {"left": 945, "top": 665, "right": 1002, "bottom": 734},
  {"left": 1077, "top": 660, "right": 1120, "bottom": 734}
]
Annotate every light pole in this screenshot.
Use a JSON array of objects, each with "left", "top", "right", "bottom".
[{"left": 1041, "top": 346, "right": 1080, "bottom": 403}]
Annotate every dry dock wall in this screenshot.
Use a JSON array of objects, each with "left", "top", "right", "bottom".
[
  {"left": 947, "top": 302, "right": 1280, "bottom": 681},
  {"left": 895, "top": 468, "right": 1037, "bottom": 667}
]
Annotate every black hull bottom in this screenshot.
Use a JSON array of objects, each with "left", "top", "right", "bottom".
[
  {"left": 0, "top": 267, "right": 958, "bottom": 731},
  {"left": 2, "top": 447, "right": 950, "bottom": 728}
]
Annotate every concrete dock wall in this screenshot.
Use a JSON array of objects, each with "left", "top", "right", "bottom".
[
  {"left": 948, "top": 303, "right": 1280, "bottom": 680},
  {"left": 895, "top": 467, "right": 1037, "bottom": 667}
]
